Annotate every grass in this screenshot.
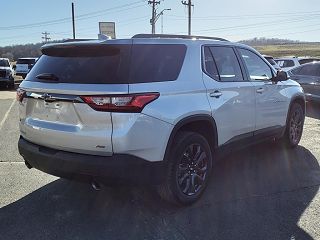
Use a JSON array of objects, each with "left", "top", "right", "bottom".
[{"left": 251, "top": 43, "right": 320, "bottom": 58}]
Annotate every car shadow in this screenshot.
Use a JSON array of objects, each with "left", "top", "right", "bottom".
[
  {"left": 0, "top": 143, "right": 319, "bottom": 240},
  {"left": 306, "top": 101, "right": 320, "bottom": 120}
]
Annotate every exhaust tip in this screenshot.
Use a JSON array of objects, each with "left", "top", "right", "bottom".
[
  {"left": 91, "top": 180, "right": 101, "bottom": 191},
  {"left": 24, "top": 161, "right": 32, "bottom": 169}
]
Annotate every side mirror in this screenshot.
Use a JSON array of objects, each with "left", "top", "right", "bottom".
[{"left": 274, "top": 70, "right": 288, "bottom": 82}]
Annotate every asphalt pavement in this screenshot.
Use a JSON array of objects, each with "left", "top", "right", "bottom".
[{"left": 0, "top": 86, "right": 319, "bottom": 240}]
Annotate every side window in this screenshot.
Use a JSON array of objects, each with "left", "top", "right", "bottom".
[
  {"left": 209, "top": 46, "right": 243, "bottom": 82},
  {"left": 239, "top": 48, "right": 273, "bottom": 81},
  {"left": 203, "top": 47, "right": 219, "bottom": 80},
  {"left": 295, "top": 65, "right": 319, "bottom": 76}
]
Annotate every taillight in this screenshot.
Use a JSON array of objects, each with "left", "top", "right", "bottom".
[
  {"left": 16, "top": 88, "right": 26, "bottom": 102},
  {"left": 81, "top": 93, "right": 160, "bottom": 112}
]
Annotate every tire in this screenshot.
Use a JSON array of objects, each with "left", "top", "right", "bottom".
[
  {"left": 282, "top": 103, "right": 305, "bottom": 148},
  {"left": 157, "top": 131, "right": 213, "bottom": 205}
]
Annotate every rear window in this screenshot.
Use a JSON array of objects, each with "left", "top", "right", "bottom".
[
  {"left": 26, "top": 44, "right": 186, "bottom": 84},
  {"left": 275, "top": 60, "right": 294, "bottom": 68},
  {"left": 17, "top": 59, "right": 36, "bottom": 64},
  {"left": 0, "top": 59, "right": 10, "bottom": 67}
]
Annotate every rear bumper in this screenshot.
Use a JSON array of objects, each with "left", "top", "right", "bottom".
[{"left": 18, "top": 137, "right": 166, "bottom": 185}]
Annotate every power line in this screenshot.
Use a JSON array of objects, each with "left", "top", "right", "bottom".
[
  {"left": 167, "top": 10, "right": 320, "bottom": 20},
  {"left": 186, "top": 15, "right": 319, "bottom": 34},
  {"left": 42, "top": 32, "right": 51, "bottom": 43},
  {"left": 181, "top": 0, "right": 193, "bottom": 35},
  {"left": 0, "top": 1, "right": 144, "bottom": 31}
]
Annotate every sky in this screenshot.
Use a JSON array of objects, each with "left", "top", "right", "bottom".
[{"left": 0, "top": 0, "right": 320, "bottom": 46}]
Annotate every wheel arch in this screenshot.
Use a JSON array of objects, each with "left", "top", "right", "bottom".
[
  {"left": 288, "top": 95, "right": 306, "bottom": 115},
  {"left": 163, "top": 114, "right": 218, "bottom": 163},
  {"left": 285, "top": 94, "right": 306, "bottom": 127}
]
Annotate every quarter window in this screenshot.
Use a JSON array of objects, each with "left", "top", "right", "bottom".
[
  {"left": 239, "top": 48, "right": 273, "bottom": 81},
  {"left": 203, "top": 47, "right": 219, "bottom": 80}
]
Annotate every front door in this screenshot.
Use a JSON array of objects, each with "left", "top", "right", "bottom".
[{"left": 237, "top": 48, "right": 289, "bottom": 131}]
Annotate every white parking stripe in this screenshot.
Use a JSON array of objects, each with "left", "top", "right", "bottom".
[{"left": 0, "top": 100, "right": 16, "bottom": 131}]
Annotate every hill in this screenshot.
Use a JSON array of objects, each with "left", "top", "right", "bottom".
[
  {"left": 0, "top": 43, "right": 42, "bottom": 61},
  {"left": 239, "top": 37, "right": 320, "bottom": 57},
  {"left": 251, "top": 43, "right": 320, "bottom": 58}
]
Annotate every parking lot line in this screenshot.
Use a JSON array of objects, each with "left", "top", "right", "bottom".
[{"left": 0, "top": 99, "right": 15, "bottom": 131}]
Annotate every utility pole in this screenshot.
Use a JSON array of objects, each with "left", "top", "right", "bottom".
[
  {"left": 72, "top": 2, "right": 76, "bottom": 39},
  {"left": 148, "top": 0, "right": 160, "bottom": 34},
  {"left": 42, "top": 32, "right": 51, "bottom": 43},
  {"left": 181, "top": 0, "right": 193, "bottom": 35}
]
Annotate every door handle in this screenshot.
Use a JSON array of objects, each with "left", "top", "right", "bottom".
[
  {"left": 256, "top": 88, "right": 265, "bottom": 94},
  {"left": 210, "top": 90, "right": 222, "bottom": 98}
]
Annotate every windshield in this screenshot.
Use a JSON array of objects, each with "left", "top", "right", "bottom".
[{"left": 0, "top": 59, "right": 9, "bottom": 67}]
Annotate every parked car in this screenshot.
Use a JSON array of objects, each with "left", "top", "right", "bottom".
[
  {"left": 288, "top": 62, "right": 320, "bottom": 102},
  {"left": 263, "top": 55, "right": 281, "bottom": 71},
  {"left": 15, "top": 58, "right": 38, "bottom": 79},
  {"left": 0, "top": 58, "right": 15, "bottom": 88},
  {"left": 17, "top": 34, "right": 305, "bottom": 205},
  {"left": 275, "top": 57, "right": 320, "bottom": 72}
]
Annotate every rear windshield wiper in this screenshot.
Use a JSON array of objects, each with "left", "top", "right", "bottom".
[{"left": 36, "top": 73, "right": 59, "bottom": 81}]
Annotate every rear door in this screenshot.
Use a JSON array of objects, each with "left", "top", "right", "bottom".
[
  {"left": 19, "top": 40, "right": 132, "bottom": 156},
  {"left": 202, "top": 45, "right": 255, "bottom": 145}
]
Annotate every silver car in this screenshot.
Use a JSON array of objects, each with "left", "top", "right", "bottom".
[{"left": 18, "top": 34, "right": 305, "bottom": 205}]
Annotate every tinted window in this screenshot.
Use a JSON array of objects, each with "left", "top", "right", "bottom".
[
  {"left": 275, "top": 60, "right": 294, "bottom": 68},
  {"left": 239, "top": 48, "right": 273, "bottom": 81},
  {"left": 130, "top": 44, "right": 186, "bottom": 83},
  {"left": 203, "top": 47, "right": 219, "bottom": 80},
  {"left": 298, "top": 59, "right": 320, "bottom": 65},
  {"left": 27, "top": 45, "right": 131, "bottom": 84},
  {"left": 291, "top": 64, "right": 320, "bottom": 76},
  {"left": 0, "top": 59, "right": 10, "bottom": 67},
  {"left": 27, "top": 44, "right": 186, "bottom": 84},
  {"left": 17, "top": 59, "right": 36, "bottom": 64},
  {"left": 206, "top": 46, "right": 243, "bottom": 82}
]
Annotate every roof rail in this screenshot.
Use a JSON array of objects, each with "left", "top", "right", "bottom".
[
  {"left": 132, "top": 34, "right": 229, "bottom": 42},
  {"left": 62, "top": 38, "right": 95, "bottom": 43}
]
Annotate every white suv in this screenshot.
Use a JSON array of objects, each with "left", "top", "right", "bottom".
[{"left": 17, "top": 34, "right": 305, "bottom": 205}]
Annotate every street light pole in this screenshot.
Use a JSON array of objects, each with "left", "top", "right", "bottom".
[{"left": 154, "top": 8, "right": 171, "bottom": 34}]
